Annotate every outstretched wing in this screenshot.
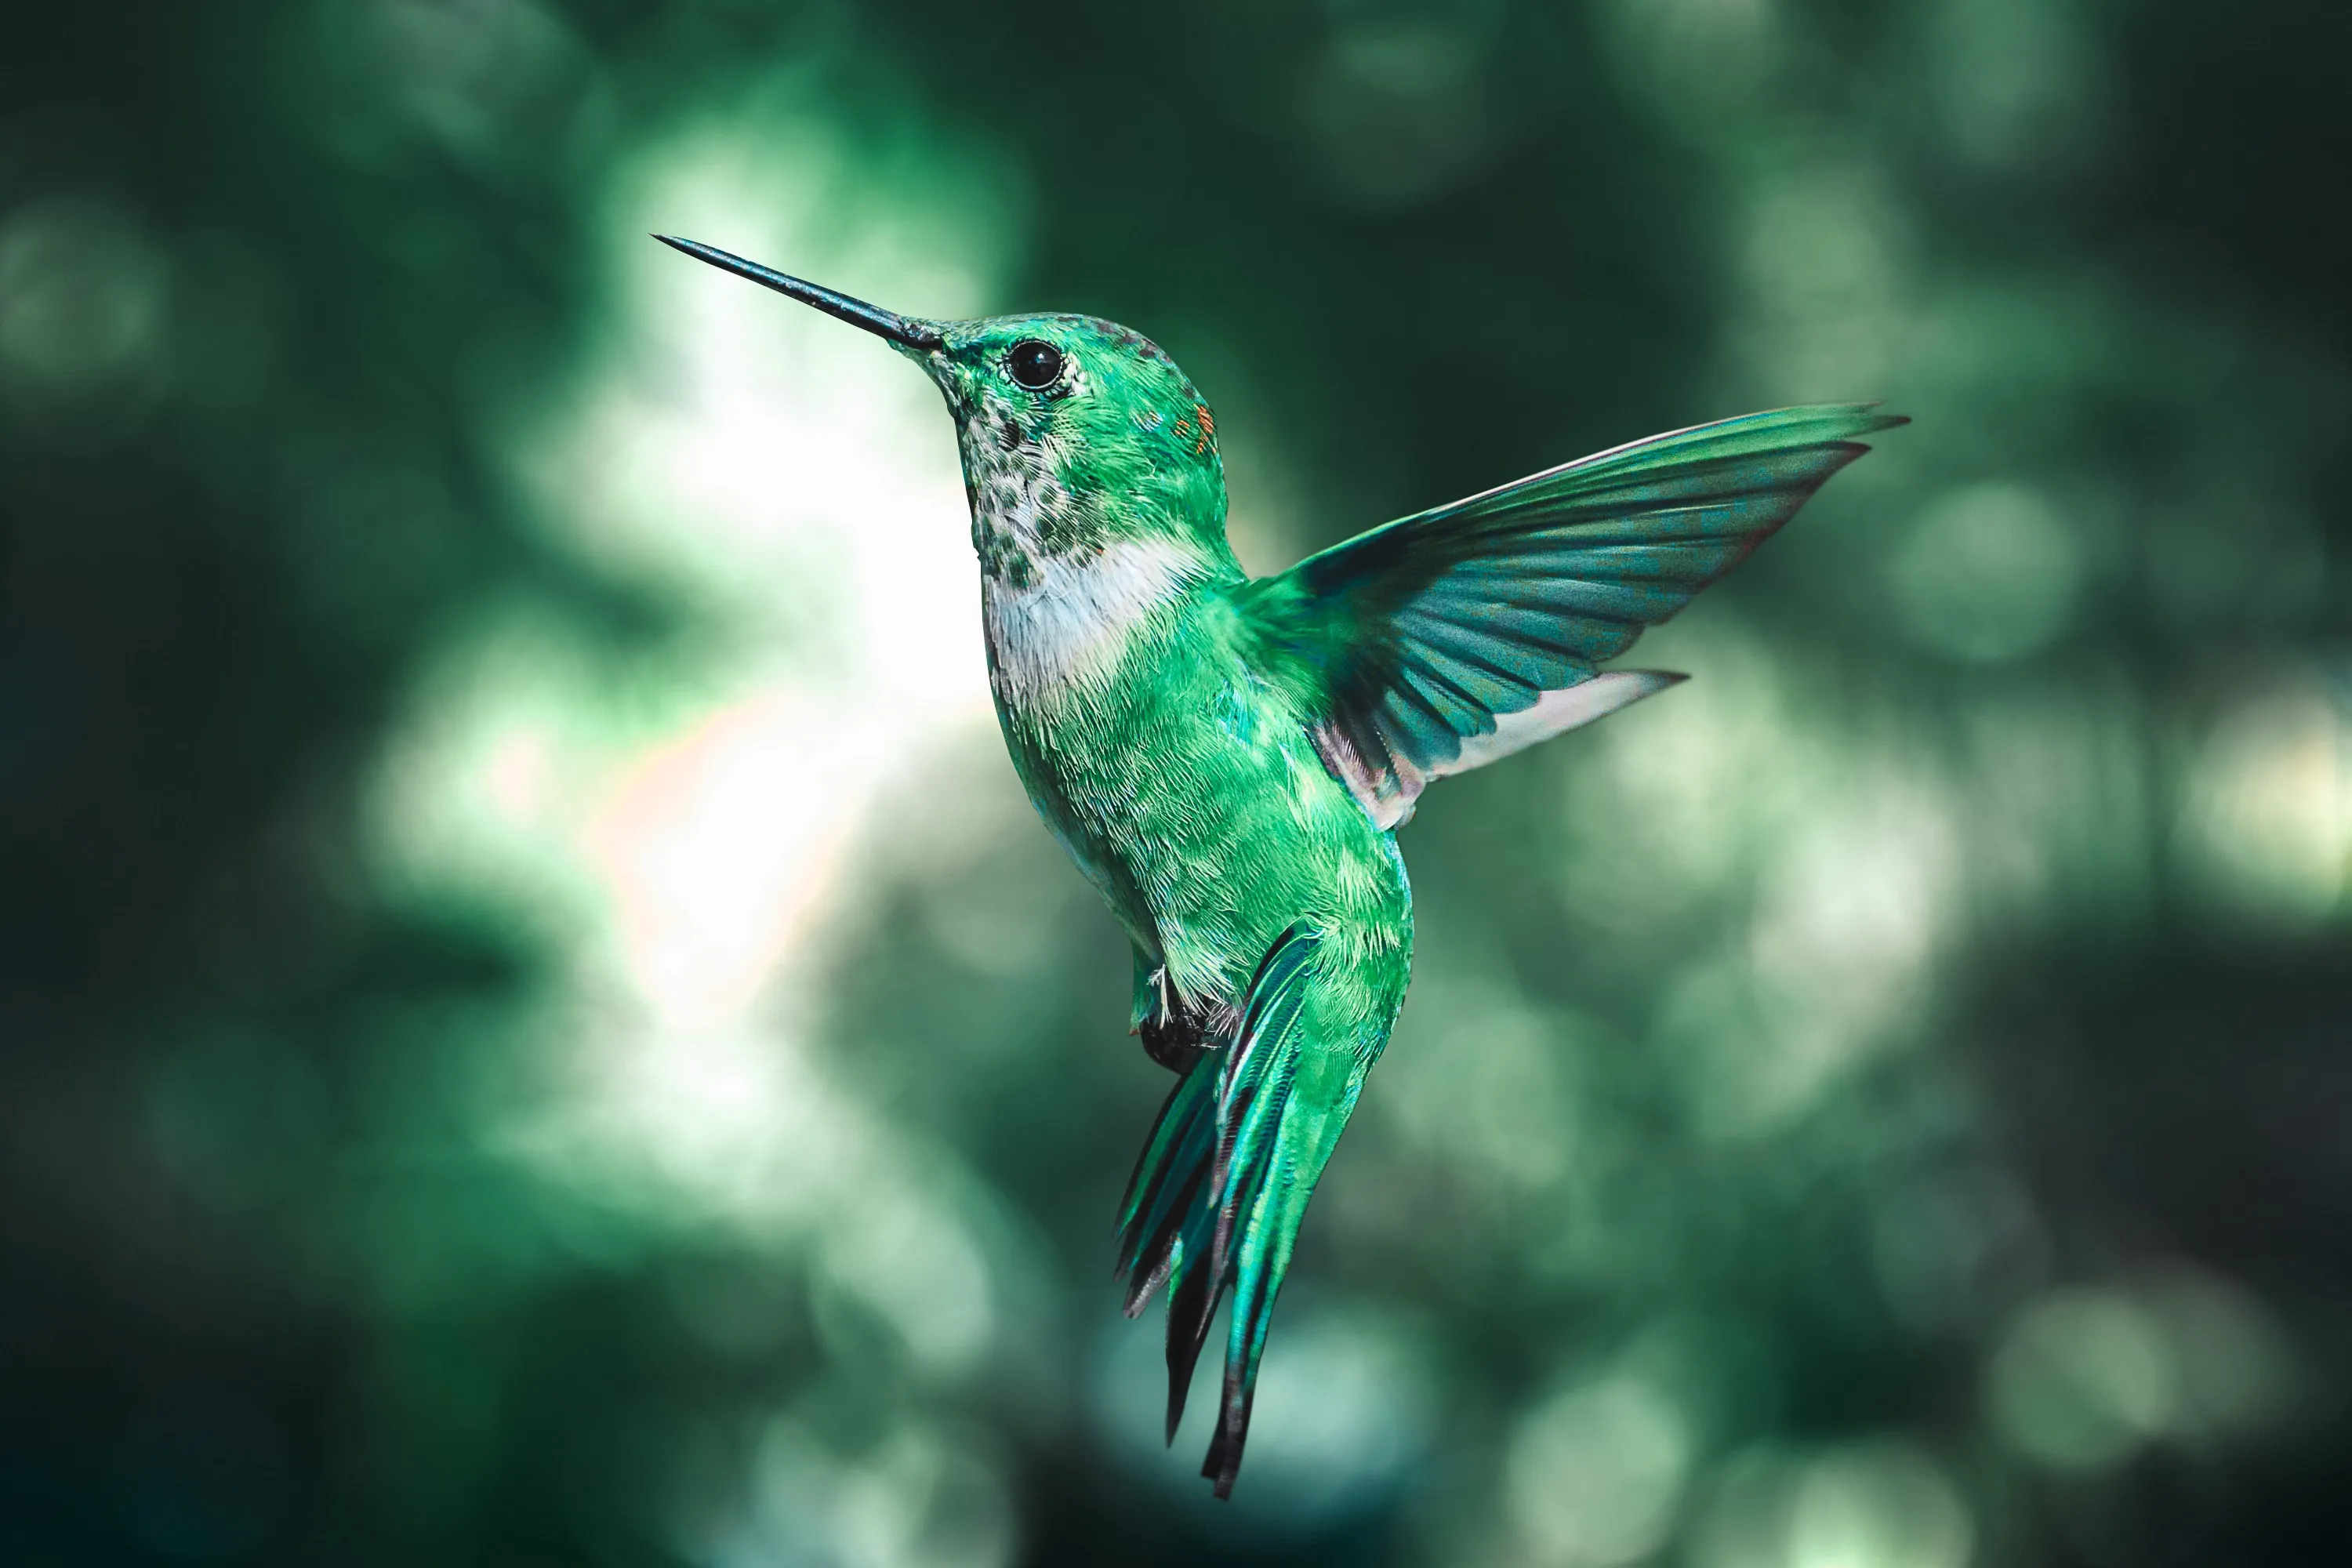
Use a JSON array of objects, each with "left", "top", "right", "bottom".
[{"left": 1237, "top": 403, "right": 1906, "bottom": 827}]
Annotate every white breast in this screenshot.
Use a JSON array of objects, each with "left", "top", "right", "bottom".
[{"left": 982, "top": 537, "right": 1196, "bottom": 706}]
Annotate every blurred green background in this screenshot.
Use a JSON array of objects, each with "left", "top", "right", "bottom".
[{"left": 5, "top": 2, "right": 2349, "bottom": 1564}]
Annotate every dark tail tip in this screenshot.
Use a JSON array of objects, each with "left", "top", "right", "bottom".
[
  {"left": 1203, "top": 1397, "right": 1250, "bottom": 1499},
  {"left": 1162, "top": 1259, "right": 1217, "bottom": 1443}
]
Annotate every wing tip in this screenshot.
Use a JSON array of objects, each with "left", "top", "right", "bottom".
[{"left": 1847, "top": 400, "right": 1911, "bottom": 438}]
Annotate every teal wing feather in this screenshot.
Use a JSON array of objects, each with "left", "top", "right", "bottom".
[
  {"left": 1115, "top": 924, "right": 1364, "bottom": 1497},
  {"left": 1237, "top": 403, "right": 1907, "bottom": 826}
]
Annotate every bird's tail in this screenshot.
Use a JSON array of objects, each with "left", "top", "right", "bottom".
[{"left": 1114, "top": 925, "right": 1368, "bottom": 1497}]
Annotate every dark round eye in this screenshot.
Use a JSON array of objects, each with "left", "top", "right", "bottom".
[{"left": 1007, "top": 339, "right": 1064, "bottom": 390}]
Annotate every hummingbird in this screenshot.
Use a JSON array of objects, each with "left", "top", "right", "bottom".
[{"left": 657, "top": 234, "right": 1903, "bottom": 1497}]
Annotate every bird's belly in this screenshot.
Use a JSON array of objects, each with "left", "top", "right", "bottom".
[{"left": 996, "top": 607, "right": 1410, "bottom": 1012}]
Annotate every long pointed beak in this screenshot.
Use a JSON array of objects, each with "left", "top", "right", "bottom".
[{"left": 655, "top": 235, "right": 946, "bottom": 353}]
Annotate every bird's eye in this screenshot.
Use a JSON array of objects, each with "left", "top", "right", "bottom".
[{"left": 1007, "top": 339, "right": 1065, "bottom": 390}]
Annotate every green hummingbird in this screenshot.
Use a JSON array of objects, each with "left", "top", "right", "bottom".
[{"left": 658, "top": 234, "right": 1903, "bottom": 1497}]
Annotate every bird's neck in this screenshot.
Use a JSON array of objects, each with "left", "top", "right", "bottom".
[
  {"left": 979, "top": 535, "right": 1209, "bottom": 710},
  {"left": 953, "top": 390, "right": 1233, "bottom": 586},
  {"left": 956, "top": 400, "right": 1234, "bottom": 709}
]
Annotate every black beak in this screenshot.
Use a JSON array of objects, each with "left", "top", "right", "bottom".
[{"left": 654, "top": 235, "right": 947, "bottom": 353}]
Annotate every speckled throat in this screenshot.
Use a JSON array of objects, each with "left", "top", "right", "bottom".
[
  {"left": 952, "top": 377, "right": 1102, "bottom": 590},
  {"left": 931, "top": 327, "right": 1231, "bottom": 710}
]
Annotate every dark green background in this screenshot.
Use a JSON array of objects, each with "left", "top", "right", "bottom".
[{"left": 5, "top": 2, "right": 2348, "bottom": 1564}]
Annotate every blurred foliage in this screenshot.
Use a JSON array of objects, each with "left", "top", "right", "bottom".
[{"left": 4, "top": 2, "right": 2350, "bottom": 1565}]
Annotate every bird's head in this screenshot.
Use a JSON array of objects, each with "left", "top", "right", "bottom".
[{"left": 658, "top": 236, "right": 1232, "bottom": 585}]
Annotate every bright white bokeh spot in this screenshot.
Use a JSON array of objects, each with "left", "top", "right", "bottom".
[
  {"left": 365, "top": 91, "right": 1024, "bottom": 1222},
  {"left": 2180, "top": 676, "right": 2351, "bottom": 923},
  {"left": 587, "top": 687, "right": 902, "bottom": 1029}
]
